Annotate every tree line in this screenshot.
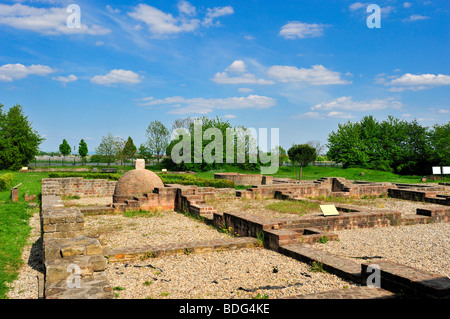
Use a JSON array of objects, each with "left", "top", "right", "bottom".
[{"left": 326, "top": 115, "right": 450, "bottom": 175}]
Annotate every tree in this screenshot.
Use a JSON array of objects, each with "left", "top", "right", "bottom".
[
  {"left": 145, "top": 120, "right": 170, "bottom": 163},
  {"left": 59, "top": 139, "right": 71, "bottom": 158},
  {"left": 122, "top": 136, "right": 137, "bottom": 166},
  {"left": 0, "top": 103, "right": 44, "bottom": 170},
  {"left": 95, "top": 133, "right": 123, "bottom": 167},
  {"left": 288, "top": 144, "right": 317, "bottom": 181},
  {"left": 431, "top": 122, "right": 450, "bottom": 166},
  {"left": 78, "top": 139, "right": 88, "bottom": 166},
  {"left": 138, "top": 144, "right": 152, "bottom": 162}
]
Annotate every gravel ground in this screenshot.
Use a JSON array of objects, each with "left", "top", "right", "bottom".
[
  {"left": 306, "top": 223, "right": 450, "bottom": 278},
  {"left": 63, "top": 196, "right": 113, "bottom": 207},
  {"left": 106, "top": 247, "right": 356, "bottom": 299},
  {"left": 6, "top": 210, "right": 44, "bottom": 299},
  {"left": 84, "top": 211, "right": 230, "bottom": 249},
  {"left": 209, "top": 197, "right": 445, "bottom": 220}
]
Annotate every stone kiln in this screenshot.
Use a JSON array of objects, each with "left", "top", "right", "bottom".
[{"left": 113, "top": 164, "right": 164, "bottom": 203}]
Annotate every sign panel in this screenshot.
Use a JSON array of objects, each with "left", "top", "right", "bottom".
[
  {"left": 432, "top": 167, "right": 441, "bottom": 175},
  {"left": 442, "top": 167, "right": 450, "bottom": 174},
  {"left": 320, "top": 205, "right": 340, "bottom": 216}
]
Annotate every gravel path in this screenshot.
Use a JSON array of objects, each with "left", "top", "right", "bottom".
[
  {"left": 306, "top": 223, "right": 450, "bottom": 278},
  {"left": 106, "top": 248, "right": 356, "bottom": 299},
  {"left": 84, "top": 211, "right": 230, "bottom": 249},
  {"left": 6, "top": 210, "right": 44, "bottom": 299}
]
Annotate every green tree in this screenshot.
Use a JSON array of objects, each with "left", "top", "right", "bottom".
[
  {"left": 430, "top": 122, "right": 450, "bottom": 166},
  {"left": 288, "top": 144, "right": 317, "bottom": 181},
  {"left": 78, "top": 139, "right": 89, "bottom": 166},
  {"left": 138, "top": 144, "right": 152, "bottom": 162},
  {"left": 145, "top": 120, "right": 170, "bottom": 163},
  {"left": 95, "top": 133, "right": 123, "bottom": 167},
  {"left": 59, "top": 139, "right": 71, "bottom": 158},
  {"left": 122, "top": 136, "right": 137, "bottom": 167},
  {"left": 0, "top": 103, "right": 44, "bottom": 170}
]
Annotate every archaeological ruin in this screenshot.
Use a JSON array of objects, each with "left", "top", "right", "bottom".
[{"left": 38, "top": 160, "right": 450, "bottom": 299}]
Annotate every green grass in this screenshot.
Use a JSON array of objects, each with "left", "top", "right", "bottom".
[
  {"left": 0, "top": 170, "right": 48, "bottom": 299},
  {"left": 264, "top": 200, "right": 321, "bottom": 216},
  {"left": 195, "top": 165, "right": 447, "bottom": 184}
]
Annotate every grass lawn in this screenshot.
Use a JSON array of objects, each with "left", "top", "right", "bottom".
[
  {"left": 0, "top": 171, "right": 48, "bottom": 299},
  {"left": 193, "top": 165, "right": 447, "bottom": 184}
]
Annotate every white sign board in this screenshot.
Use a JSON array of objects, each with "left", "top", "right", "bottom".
[
  {"left": 443, "top": 167, "right": 450, "bottom": 174},
  {"left": 432, "top": 167, "right": 441, "bottom": 175},
  {"left": 320, "top": 205, "right": 340, "bottom": 216}
]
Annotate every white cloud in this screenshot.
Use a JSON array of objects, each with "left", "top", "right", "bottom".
[
  {"left": 238, "top": 88, "right": 254, "bottom": 93},
  {"left": 128, "top": 4, "right": 199, "bottom": 36},
  {"left": 52, "top": 74, "right": 78, "bottom": 84},
  {"left": 403, "top": 2, "right": 412, "bottom": 8},
  {"left": 91, "top": 69, "right": 142, "bottom": 86},
  {"left": 177, "top": 0, "right": 196, "bottom": 16},
  {"left": 386, "top": 73, "right": 450, "bottom": 91},
  {"left": 402, "top": 14, "right": 430, "bottom": 22},
  {"left": 137, "top": 94, "right": 276, "bottom": 114},
  {"left": 0, "top": 63, "right": 55, "bottom": 82},
  {"left": 129, "top": 2, "right": 233, "bottom": 37},
  {"left": 326, "top": 111, "right": 355, "bottom": 119},
  {"left": 212, "top": 72, "right": 274, "bottom": 85},
  {"left": 203, "top": 6, "right": 234, "bottom": 26},
  {"left": 225, "top": 60, "right": 247, "bottom": 73},
  {"left": 311, "top": 96, "right": 403, "bottom": 111},
  {"left": 438, "top": 109, "right": 449, "bottom": 114},
  {"left": 349, "top": 2, "right": 368, "bottom": 11},
  {"left": 212, "top": 60, "right": 274, "bottom": 85},
  {"left": 0, "top": 3, "right": 110, "bottom": 35},
  {"left": 279, "top": 22, "right": 329, "bottom": 39},
  {"left": 267, "top": 65, "right": 351, "bottom": 85},
  {"left": 224, "top": 114, "right": 236, "bottom": 119}
]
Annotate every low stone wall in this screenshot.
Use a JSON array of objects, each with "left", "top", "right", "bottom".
[
  {"left": 388, "top": 188, "right": 450, "bottom": 206},
  {"left": 214, "top": 172, "right": 272, "bottom": 185},
  {"left": 41, "top": 195, "right": 113, "bottom": 299},
  {"left": 42, "top": 178, "right": 116, "bottom": 197}
]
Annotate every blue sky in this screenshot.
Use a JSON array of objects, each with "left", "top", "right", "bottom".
[{"left": 0, "top": 0, "right": 449, "bottom": 153}]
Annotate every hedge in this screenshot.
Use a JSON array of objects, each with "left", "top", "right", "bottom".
[{"left": 0, "top": 173, "right": 15, "bottom": 190}]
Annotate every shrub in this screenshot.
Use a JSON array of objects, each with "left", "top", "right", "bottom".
[
  {"left": 0, "top": 173, "right": 14, "bottom": 190},
  {"left": 47, "top": 172, "right": 121, "bottom": 181}
]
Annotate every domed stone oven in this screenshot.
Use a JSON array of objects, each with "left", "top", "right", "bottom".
[{"left": 113, "top": 169, "right": 164, "bottom": 203}]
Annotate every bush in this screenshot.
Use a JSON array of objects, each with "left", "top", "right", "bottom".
[
  {"left": 159, "top": 173, "right": 235, "bottom": 188},
  {"left": 48, "top": 172, "right": 121, "bottom": 181},
  {"left": 0, "top": 173, "right": 14, "bottom": 190}
]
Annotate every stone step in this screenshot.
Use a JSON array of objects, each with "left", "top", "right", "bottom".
[
  {"left": 361, "top": 261, "right": 450, "bottom": 299},
  {"left": 45, "top": 272, "right": 114, "bottom": 299},
  {"left": 278, "top": 244, "right": 362, "bottom": 284},
  {"left": 104, "top": 237, "right": 260, "bottom": 263},
  {"left": 282, "top": 286, "right": 396, "bottom": 299}
]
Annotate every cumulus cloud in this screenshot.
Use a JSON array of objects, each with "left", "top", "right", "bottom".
[
  {"left": 128, "top": 2, "right": 233, "bottom": 37},
  {"left": 279, "top": 22, "right": 329, "bottom": 39},
  {"left": 212, "top": 60, "right": 274, "bottom": 85},
  {"left": 52, "top": 74, "right": 78, "bottom": 85},
  {"left": 311, "top": 96, "right": 403, "bottom": 111},
  {"left": 267, "top": 65, "right": 351, "bottom": 85},
  {"left": 136, "top": 94, "right": 276, "bottom": 114},
  {"left": 0, "top": 63, "right": 55, "bottom": 82},
  {"left": 91, "top": 69, "right": 142, "bottom": 86},
  {"left": 386, "top": 73, "right": 450, "bottom": 91},
  {"left": 0, "top": 3, "right": 110, "bottom": 35}
]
